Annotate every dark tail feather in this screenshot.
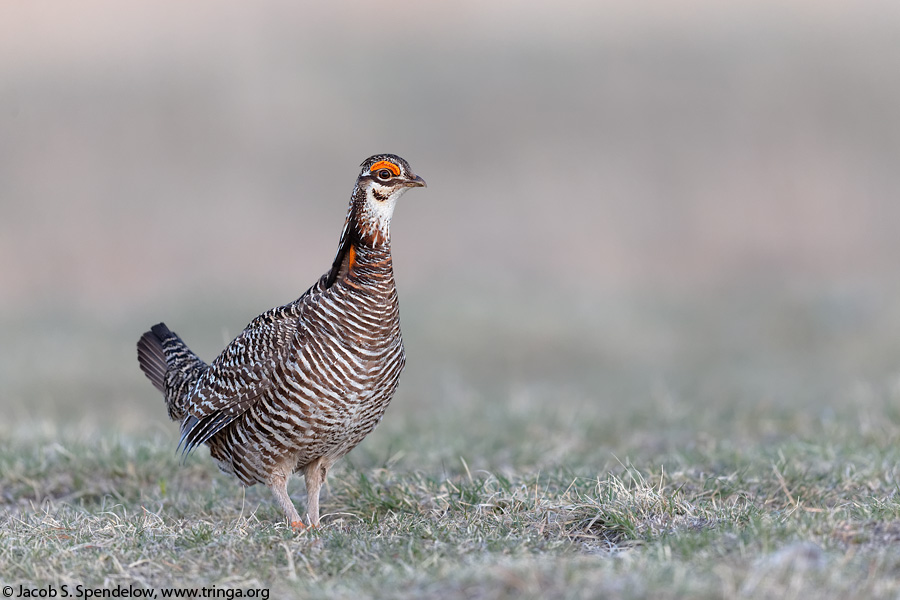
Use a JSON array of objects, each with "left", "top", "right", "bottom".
[
  {"left": 137, "top": 322, "right": 206, "bottom": 421},
  {"left": 137, "top": 323, "right": 170, "bottom": 393}
]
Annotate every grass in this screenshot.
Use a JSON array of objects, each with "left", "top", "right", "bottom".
[
  {"left": 3, "top": 288, "right": 900, "bottom": 598},
  {"left": 3, "top": 401, "right": 900, "bottom": 598}
]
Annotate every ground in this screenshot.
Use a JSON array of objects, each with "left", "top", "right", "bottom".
[{"left": 3, "top": 287, "right": 900, "bottom": 599}]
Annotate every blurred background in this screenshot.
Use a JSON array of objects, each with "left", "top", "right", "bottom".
[{"left": 2, "top": 1, "right": 900, "bottom": 456}]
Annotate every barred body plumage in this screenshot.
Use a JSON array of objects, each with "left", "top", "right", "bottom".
[{"left": 137, "top": 154, "right": 425, "bottom": 528}]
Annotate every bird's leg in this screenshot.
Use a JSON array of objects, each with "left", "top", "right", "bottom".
[
  {"left": 303, "top": 457, "right": 329, "bottom": 528},
  {"left": 267, "top": 471, "right": 303, "bottom": 530}
]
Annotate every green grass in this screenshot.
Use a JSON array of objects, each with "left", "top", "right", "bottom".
[
  {"left": 3, "top": 403, "right": 900, "bottom": 598},
  {"left": 3, "top": 289, "right": 900, "bottom": 598}
]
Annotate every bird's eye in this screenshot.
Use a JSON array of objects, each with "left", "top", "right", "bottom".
[{"left": 376, "top": 169, "right": 393, "bottom": 181}]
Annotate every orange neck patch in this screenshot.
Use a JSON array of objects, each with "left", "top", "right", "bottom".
[{"left": 369, "top": 160, "right": 401, "bottom": 176}]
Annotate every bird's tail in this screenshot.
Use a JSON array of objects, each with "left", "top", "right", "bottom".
[{"left": 137, "top": 323, "right": 207, "bottom": 421}]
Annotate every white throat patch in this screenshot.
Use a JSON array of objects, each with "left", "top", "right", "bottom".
[{"left": 361, "top": 185, "right": 408, "bottom": 239}]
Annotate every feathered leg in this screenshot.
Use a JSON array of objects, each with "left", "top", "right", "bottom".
[
  {"left": 303, "top": 457, "right": 329, "bottom": 527},
  {"left": 268, "top": 471, "right": 303, "bottom": 529}
]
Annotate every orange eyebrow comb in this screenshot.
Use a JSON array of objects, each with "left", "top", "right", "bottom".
[{"left": 369, "top": 160, "right": 401, "bottom": 176}]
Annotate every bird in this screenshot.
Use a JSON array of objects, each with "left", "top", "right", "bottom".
[{"left": 136, "top": 154, "right": 425, "bottom": 529}]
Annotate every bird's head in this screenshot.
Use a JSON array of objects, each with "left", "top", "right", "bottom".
[{"left": 352, "top": 154, "right": 426, "bottom": 244}]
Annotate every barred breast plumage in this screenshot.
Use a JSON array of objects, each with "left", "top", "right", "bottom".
[{"left": 136, "top": 154, "right": 426, "bottom": 529}]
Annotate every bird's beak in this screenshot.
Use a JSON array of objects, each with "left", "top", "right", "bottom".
[{"left": 406, "top": 174, "right": 427, "bottom": 188}]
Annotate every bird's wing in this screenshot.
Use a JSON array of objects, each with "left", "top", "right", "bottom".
[{"left": 177, "top": 302, "right": 302, "bottom": 457}]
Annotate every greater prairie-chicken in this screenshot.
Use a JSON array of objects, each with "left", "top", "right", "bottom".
[{"left": 137, "top": 154, "right": 425, "bottom": 528}]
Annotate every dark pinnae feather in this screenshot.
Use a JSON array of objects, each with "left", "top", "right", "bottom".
[{"left": 177, "top": 406, "right": 247, "bottom": 460}]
